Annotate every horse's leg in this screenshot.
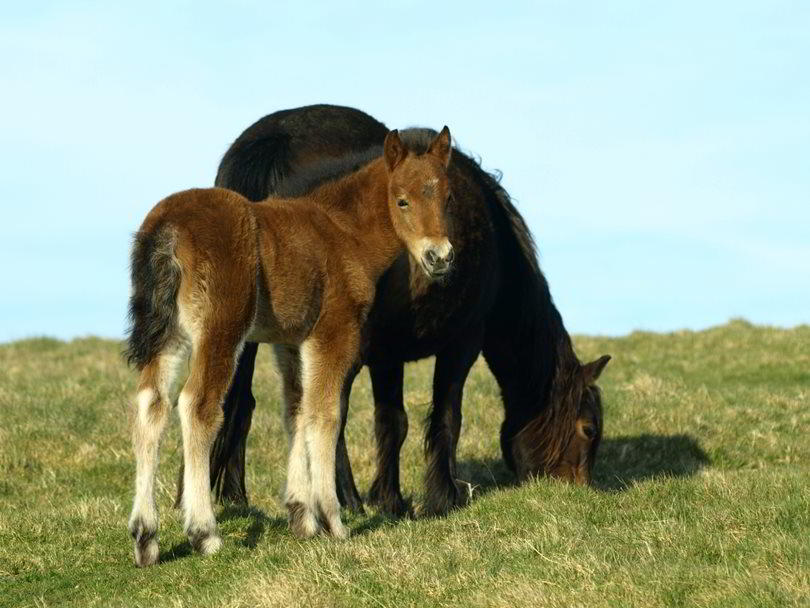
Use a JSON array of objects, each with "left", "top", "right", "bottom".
[
  {"left": 213, "top": 342, "right": 259, "bottom": 504},
  {"left": 367, "top": 362, "right": 410, "bottom": 517},
  {"left": 177, "top": 334, "right": 242, "bottom": 556},
  {"left": 335, "top": 369, "right": 364, "bottom": 513},
  {"left": 423, "top": 331, "right": 482, "bottom": 516},
  {"left": 129, "top": 344, "right": 188, "bottom": 567},
  {"left": 173, "top": 343, "right": 258, "bottom": 509}
]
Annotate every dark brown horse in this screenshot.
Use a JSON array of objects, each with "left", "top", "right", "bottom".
[
  {"left": 189, "top": 104, "right": 610, "bottom": 517},
  {"left": 126, "top": 127, "right": 455, "bottom": 565}
]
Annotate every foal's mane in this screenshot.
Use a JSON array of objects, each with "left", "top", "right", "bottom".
[{"left": 273, "top": 147, "right": 382, "bottom": 199}]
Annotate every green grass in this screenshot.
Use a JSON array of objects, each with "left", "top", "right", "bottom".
[{"left": 1, "top": 320, "right": 808, "bottom": 607}]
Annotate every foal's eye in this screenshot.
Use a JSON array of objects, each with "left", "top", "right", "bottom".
[{"left": 397, "top": 198, "right": 409, "bottom": 208}]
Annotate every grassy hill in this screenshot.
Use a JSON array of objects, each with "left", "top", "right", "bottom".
[{"left": 1, "top": 320, "right": 808, "bottom": 607}]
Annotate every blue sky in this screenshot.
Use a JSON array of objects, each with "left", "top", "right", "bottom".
[{"left": 1, "top": 1, "right": 808, "bottom": 341}]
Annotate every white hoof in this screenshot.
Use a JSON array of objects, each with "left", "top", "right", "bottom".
[
  {"left": 134, "top": 538, "right": 159, "bottom": 567},
  {"left": 198, "top": 534, "right": 223, "bottom": 556}
]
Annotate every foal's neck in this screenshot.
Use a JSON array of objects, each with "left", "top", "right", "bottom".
[{"left": 316, "top": 158, "right": 401, "bottom": 279}]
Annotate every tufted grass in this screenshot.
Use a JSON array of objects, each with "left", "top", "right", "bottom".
[{"left": 1, "top": 320, "right": 808, "bottom": 607}]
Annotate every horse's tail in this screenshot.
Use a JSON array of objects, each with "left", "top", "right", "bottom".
[{"left": 124, "top": 223, "right": 181, "bottom": 370}]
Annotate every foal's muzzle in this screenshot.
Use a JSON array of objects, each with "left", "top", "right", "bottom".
[{"left": 421, "top": 241, "right": 454, "bottom": 278}]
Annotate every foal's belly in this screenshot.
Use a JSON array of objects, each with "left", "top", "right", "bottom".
[{"left": 244, "top": 257, "right": 325, "bottom": 345}]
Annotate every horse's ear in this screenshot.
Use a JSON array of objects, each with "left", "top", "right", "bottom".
[
  {"left": 582, "top": 355, "right": 611, "bottom": 383},
  {"left": 384, "top": 129, "right": 407, "bottom": 172},
  {"left": 427, "top": 126, "right": 452, "bottom": 167}
]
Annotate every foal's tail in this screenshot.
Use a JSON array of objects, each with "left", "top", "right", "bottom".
[{"left": 124, "top": 224, "right": 181, "bottom": 370}]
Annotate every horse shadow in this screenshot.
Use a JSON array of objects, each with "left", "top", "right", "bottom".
[
  {"left": 591, "top": 433, "right": 710, "bottom": 491},
  {"left": 456, "top": 433, "right": 710, "bottom": 497}
]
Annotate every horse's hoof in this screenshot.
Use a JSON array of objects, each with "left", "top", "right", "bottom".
[
  {"left": 422, "top": 480, "right": 465, "bottom": 517},
  {"left": 369, "top": 490, "right": 412, "bottom": 518}
]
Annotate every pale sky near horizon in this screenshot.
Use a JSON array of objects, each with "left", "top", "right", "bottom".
[{"left": 1, "top": 1, "right": 808, "bottom": 342}]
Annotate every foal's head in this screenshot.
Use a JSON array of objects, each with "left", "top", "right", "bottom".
[
  {"left": 383, "top": 127, "right": 454, "bottom": 279},
  {"left": 513, "top": 355, "right": 610, "bottom": 485}
]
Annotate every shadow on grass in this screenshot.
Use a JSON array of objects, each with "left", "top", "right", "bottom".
[
  {"left": 220, "top": 504, "right": 287, "bottom": 548},
  {"left": 455, "top": 433, "right": 710, "bottom": 498},
  {"left": 592, "top": 433, "right": 710, "bottom": 491},
  {"left": 160, "top": 504, "right": 287, "bottom": 563},
  {"left": 160, "top": 542, "right": 192, "bottom": 564}
]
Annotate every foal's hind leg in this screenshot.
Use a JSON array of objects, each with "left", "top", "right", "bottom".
[
  {"left": 178, "top": 335, "right": 243, "bottom": 555},
  {"left": 423, "top": 331, "right": 482, "bottom": 516},
  {"left": 367, "top": 362, "right": 411, "bottom": 517},
  {"left": 129, "top": 346, "right": 188, "bottom": 567}
]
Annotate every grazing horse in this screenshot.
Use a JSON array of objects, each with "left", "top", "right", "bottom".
[
  {"left": 126, "top": 127, "right": 454, "bottom": 566},
  {"left": 190, "top": 104, "right": 611, "bottom": 518}
]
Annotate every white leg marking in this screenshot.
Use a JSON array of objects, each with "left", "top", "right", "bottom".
[
  {"left": 178, "top": 389, "right": 221, "bottom": 553},
  {"left": 299, "top": 341, "right": 347, "bottom": 539},
  {"left": 129, "top": 387, "right": 168, "bottom": 566}
]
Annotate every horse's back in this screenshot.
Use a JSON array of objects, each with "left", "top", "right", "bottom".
[{"left": 216, "top": 105, "right": 387, "bottom": 201}]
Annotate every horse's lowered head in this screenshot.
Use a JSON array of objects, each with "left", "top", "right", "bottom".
[
  {"left": 512, "top": 354, "right": 611, "bottom": 485},
  {"left": 383, "top": 126, "right": 454, "bottom": 280}
]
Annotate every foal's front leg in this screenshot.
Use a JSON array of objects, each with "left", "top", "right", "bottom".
[
  {"left": 285, "top": 336, "right": 356, "bottom": 538},
  {"left": 276, "top": 345, "right": 364, "bottom": 515}
]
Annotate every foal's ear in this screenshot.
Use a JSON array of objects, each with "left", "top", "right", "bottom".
[
  {"left": 427, "top": 126, "right": 452, "bottom": 167},
  {"left": 384, "top": 129, "right": 408, "bottom": 172},
  {"left": 582, "top": 355, "right": 611, "bottom": 384}
]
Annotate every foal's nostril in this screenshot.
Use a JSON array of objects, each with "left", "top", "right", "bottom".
[
  {"left": 424, "top": 249, "right": 438, "bottom": 266},
  {"left": 445, "top": 246, "right": 455, "bottom": 264}
]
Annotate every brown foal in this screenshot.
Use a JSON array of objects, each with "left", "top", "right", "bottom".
[{"left": 125, "top": 128, "right": 454, "bottom": 566}]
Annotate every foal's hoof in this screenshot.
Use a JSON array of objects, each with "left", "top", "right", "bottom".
[
  {"left": 287, "top": 501, "right": 318, "bottom": 539},
  {"left": 130, "top": 520, "right": 159, "bottom": 567},
  {"left": 133, "top": 538, "right": 159, "bottom": 567},
  {"left": 327, "top": 520, "right": 349, "bottom": 540},
  {"left": 188, "top": 528, "right": 223, "bottom": 556},
  {"left": 197, "top": 535, "right": 223, "bottom": 556}
]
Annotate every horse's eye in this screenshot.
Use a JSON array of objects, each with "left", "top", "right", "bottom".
[
  {"left": 581, "top": 425, "right": 596, "bottom": 440},
  {"left": 397, "top": 198, "right": 409, "bottom": 208}
]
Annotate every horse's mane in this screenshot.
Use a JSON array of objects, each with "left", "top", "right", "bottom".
[
  {"left": 274, "top": 147, "right": 382, "bottom": 199},
  {"left": 458, "top": 133, "right": 583, "bottom": 468}
]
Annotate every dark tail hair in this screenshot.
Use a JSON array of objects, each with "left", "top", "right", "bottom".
[{"left": 124, "top": 224, "right": 181, "bottom": 369}]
